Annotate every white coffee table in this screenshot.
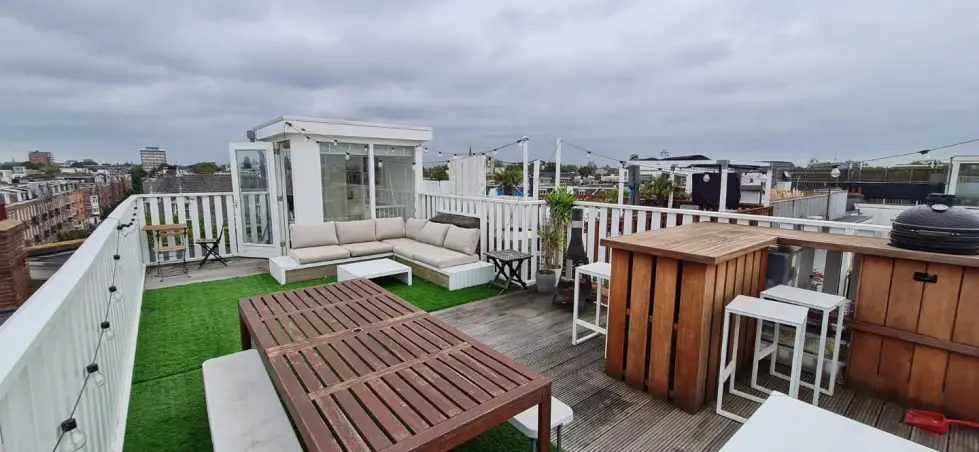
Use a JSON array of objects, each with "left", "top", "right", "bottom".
[{"left": 337, "top": 259, "right": 412, "bottom": 286}]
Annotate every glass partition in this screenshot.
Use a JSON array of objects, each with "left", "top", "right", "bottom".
[
  {"left": 375, "top": 145, "right": 415, "bottom": 220},
  {"left": 320, "top": 142, "right": 370, "bottom": 221}
]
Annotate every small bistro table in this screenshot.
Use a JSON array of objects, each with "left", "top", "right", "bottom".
[
  {"left": 238, "top": 278, "right": 553, "bottom": 451},
  {"left": 485, "top": 249, "right": 533, "bottom": 293}
]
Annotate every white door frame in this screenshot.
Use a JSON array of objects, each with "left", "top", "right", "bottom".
[{"left": 229, "top": 141, "right": 284, "bottom": 258}]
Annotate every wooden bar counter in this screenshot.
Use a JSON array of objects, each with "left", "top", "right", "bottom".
[{"left": 603, "top": 222, "right": 979, "bottom": 420}]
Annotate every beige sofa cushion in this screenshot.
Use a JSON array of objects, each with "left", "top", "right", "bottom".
[
  {"left": 382, "top": 239, "right": 442, "bottom": 260},
  {"left": 443, "top": 225, "right": 480, "bottom": 255},
  {"left": 417, "top": 222, "right": 450, "bottom": 247},
  {"left": 405, "top": 218, "right": 428, "bottom": 240},
  {"left": 340, "top": 241, "right": 394, "bottom": 257},
  {"left": 414, "top": 248, "right": 480, "bottom": 269},
  {"left": 375, "top": 217, "right": 406, "bottom": 240},
  {"left": 289, "top": 222, "right": 338, "bottom": 248},
  {"left": 287, "top": 245, "right": 350, "bottom": 264},
  {"left": 335, "top": 219, "right": 376, "bottom": 244}
]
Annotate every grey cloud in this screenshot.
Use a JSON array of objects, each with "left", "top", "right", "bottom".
[{"left": 2, "top": 0, "right": 979, "bottom": 165}]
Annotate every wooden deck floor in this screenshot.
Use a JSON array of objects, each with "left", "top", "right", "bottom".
[
  {"left": 435, "top": 290, "right": 979, "bottom": 452},
  {"left": 143, "top": 257, "right": 268, "bottom": 290}
]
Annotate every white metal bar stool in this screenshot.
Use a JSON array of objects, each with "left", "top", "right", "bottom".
[
  {"left": 571, "top": 262, "right": 612, "bottom": 346},
  {"left": 717, "top": 295, "right": 809, "bottom": 423},
  {"left": 761, "top": 285, "right": 847, "bottom": 407}
]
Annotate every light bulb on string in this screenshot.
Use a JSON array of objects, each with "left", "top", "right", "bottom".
[
  {"left": 703, "top": 174, "right": 711, "bottom": 183},
  {"left": 345, "top": 152, "right": 350, "bottom": 161},
  {"left": 412, "top": 162, "right": 417, "bottom": 170},
  {"left": 60, "top": 419, "right": 86, "bottom": 452},
  {"left": 586, "top": 151, "right": 591, "bottom": 158},
  {"left": 493, "top": 150, "right": 498, "bottom": 156},
  {"left": 424, "top": 147, "right": 429, "bottom": 153},
  {"left": 377, "top": 160, "right": 383, "bottom": 168},
  {"left": 438, "top": 151, "right": 442, "bottom": 157},
  {"left": 101, "top": 321, "right": 115, "bottom": 341},
  {"left": 87, "top": 363, "right": 106, "bottom": 388},
  {"left": 109, "top": 286, "right": 122, "bottom": 303}
]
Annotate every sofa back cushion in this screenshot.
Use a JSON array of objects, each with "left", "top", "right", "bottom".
[
  {"left": 405, "top": 218, "right": 428, "bottom": 240},
  {"left": 442, "top": 225, "right": 481, "bottom": 255},
  {"left": 289, "top": 222, "right": 338, "bottom": 248},
  {"left": 335, "top": 219, "right": 376, "bottom": 244},
  {"left": 375, "top": 217, "right": 406, "bottom": 240},
  {"left": 417, "top": 222, "right": 450, "bottom": 247}
]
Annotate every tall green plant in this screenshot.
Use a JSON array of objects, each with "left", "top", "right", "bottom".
[
  {"left": 538, "top": 218, "right": 565, "bottom": 272},
  {"left": 493, "top": 168, "right": 522, "bottom": 195},
  {"left": 544, "top": 189, "right": 575, "bottom": 229}
]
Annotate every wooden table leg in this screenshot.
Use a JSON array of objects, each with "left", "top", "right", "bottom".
[
  {"left": 537, "top": 385, "right": 552, "bottom": 452},
  {"left": 239, "top": 312, "right": 251, "bottom": 350}
]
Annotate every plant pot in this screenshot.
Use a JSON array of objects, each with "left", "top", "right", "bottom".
[{"left": 536, "top": 271, "right": 557, "bottom": 293}]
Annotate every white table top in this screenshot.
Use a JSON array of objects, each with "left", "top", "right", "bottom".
[
  {"left": 720, "top": 393, "right": 935, "bottom": 452},
  {"left": 337, "top": 258, "right": 409, "bottom": 277},
  {"left": 726, "top": 295, "right": 809, "bottom": 326},
  {"left": 761, "top": 285, "right": 847, "bottom": 310},
  {"left": 576, "top": 262, "right": 611, "bottom": 278}
]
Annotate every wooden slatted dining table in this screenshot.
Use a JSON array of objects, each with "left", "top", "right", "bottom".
[{"left": 238, "top": 278, "right": 553, "bottom": 451}]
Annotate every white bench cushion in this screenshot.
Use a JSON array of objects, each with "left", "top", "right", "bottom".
[
  {"left": 508, "top": 397, "right": 574, "bottom": 439},
  {"left": 336, "top": 219, "right": 376, "bottom": 244},
  {"left": 289, "top": 222, "right": 338, "bottom": 248},
  {"left": 405, "top": 218, "right": 428, "bottom": 240},
  {"left": 414, "top": 247, "right": 480, "bottom": 269},
  {"left": 203, "top": 350, "right": 302, "bottom": 452},
  {"left": 340, "top": 241, "right": 394, "bottom": 257},
  {"left": 383, "top": 238, "right": 443, "bottom": 260},
  {"left": 443, "top": 225, "right": 480, "bottom": 255},
  {"left": 417, "top": 222, "right": 450, "bottom": 247},
  {"left": 288, "top": 245, "right": 350, "bottom": 264},
  {"left": 375, "top": 217, "right": 406, "bottom": 240}
]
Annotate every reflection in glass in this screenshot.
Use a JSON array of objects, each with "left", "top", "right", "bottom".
[{"left": 236, "top": 149, "right": 272, "bottom": 244}]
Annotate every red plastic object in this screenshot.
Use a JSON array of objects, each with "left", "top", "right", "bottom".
[{"left": 904, "top": 409, "right": 979, "bottom": 434}]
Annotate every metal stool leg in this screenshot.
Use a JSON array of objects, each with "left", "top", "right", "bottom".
[
  {"left": 571, "top": 269, "right": 581, "bottom": 345},
  {"left": 556, "top": 425, "right": 562, "bottom": 451}
]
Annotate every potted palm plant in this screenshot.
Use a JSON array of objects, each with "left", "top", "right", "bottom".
[
  {"left": 536, "top": 218, "right": 564, "bottom": 293},
  {"left": 493, "top": 167, "right": 522, "bottom": 196}
]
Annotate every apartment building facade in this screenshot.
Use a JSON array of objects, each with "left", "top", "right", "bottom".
[
  {"left": 139, "top": 147, "right": 168, "bottom": 169},
  {"left": 28, "top": 151, "right": 54, "bottom": 166}
]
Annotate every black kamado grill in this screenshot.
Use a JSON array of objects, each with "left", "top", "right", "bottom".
[{"left": 889, "top": 193, "right": 979, "bottom": 255}]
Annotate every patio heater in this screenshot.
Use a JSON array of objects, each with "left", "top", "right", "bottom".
[{"left": 553, "top": 209, "right": 592, "bottom": 304}]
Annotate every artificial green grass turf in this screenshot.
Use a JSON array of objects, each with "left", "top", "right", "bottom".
[{"left": 124, "top": 273, "right": 530, "bottom": 451}]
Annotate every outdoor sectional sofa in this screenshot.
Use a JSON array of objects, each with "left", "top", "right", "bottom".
[{"left": 269, "top": 217, "right": 495, "bottom": 290}]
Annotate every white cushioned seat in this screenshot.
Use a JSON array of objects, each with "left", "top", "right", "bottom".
[
  {"left": 287, "top": 245, "right": 350, "bottom": 264},
  {"left": 340, "top": 241, "right": 394, "bottom": 257},
  {"left": 375, "top": 217, "right": 406, "bottom": 240},
  {"left": 289, "top": 222, "right": 338, "bottom": 248},
  {"left": 405, "top": 218, "right": 428, "bottom": 240},
  {"left": 335, "top": 219, "right": 376, "bottom": 244},
  {"left": 414, "top": 247, "right": 480, "bottom": 268},
  {"left": 443, "top": 225, "right": 480, "bottom": 255},
  {"left": 417, "top": 222, "right": 451, "bottom": 247},
  {"left": 383, "top": 239, "right": 444, "bottom": 260}
]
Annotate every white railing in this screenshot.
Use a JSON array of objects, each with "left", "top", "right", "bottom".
[
  {"left": 416, "top": 193, "right": 892, "bottom": 295},
  {"left": 417, "top": 193, "right": 547, "bottom": 283},
  {"left": 573, "top": 200, "right": 890, "bottom": 296},
  {"left": 0, "top": 195, "right": 144, "bottom": 452},
  {"left": 139, "top": 193, "right": 239, "bottom": 265},
  {"left": 771, "top": 190, "right": 848, "bottom": 220}
]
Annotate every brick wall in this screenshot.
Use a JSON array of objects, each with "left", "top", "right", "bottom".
[{"left": 0, "top": 220, "right": 31, "bottom": 310}]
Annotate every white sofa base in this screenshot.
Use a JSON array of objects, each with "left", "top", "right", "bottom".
[{"left": 270, "top": 253, "right": 494, "bottom": 290}]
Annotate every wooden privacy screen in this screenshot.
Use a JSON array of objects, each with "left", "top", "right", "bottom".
[
  {"left": 605, "top": 247, "right": 768, "bottom": 412},
  {"left": 847, "top": 256, "right": 979, "bottom": 421}
]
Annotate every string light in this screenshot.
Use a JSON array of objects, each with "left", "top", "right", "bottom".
[
  {"left": 586, "top": 151, "right": 591, "bottom": 158},
  {"left": 438, "top": 151, "right": 442, "bottom": 157},
  {"left": 377, "top": 160, "right": 383, "bottom": 168},
  {"left": 703, "top": 174, "right": 711, "bottom": 182},
  {"left": 86, "top": 364, "right": 106, "bottom": 388},
  {"left": 108, "top": 285, "right": 121, "bottom": 303},
  {"left": 101, "top": 321, "right": 115, "bottom": 341},
  {"left": 345, "top": 152, "right": 351, "bottom": 161},
  {"left": 424, "top": 147, "right": 429, "bottom": 153},
  {"left": 59, "top": 419, "right": 86, "bottom": 451}
]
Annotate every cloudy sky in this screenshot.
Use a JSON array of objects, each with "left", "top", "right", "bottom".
[{"left": 2, "top": 0, "right": 979, "bottom": 166}]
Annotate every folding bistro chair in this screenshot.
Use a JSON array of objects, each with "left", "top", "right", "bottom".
[{"left": 198, "top": 226, "right": 228, "bottom": 269}]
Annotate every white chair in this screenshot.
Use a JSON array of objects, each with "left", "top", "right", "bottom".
[
  {"left": 761, "top": 285, "right": 847, "bottom": 407},
  {"left": 717, "top": 295, "right": 809, "bottom": 423},
  {"left": 571, "top": 262, "right": 612, "bottom": 347},
  {"left": 508, "top": 397, "right": 573, "bottom": 452}
]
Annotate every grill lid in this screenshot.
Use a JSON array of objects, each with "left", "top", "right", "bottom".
[{"left": 889, "top": 194, "right": 979, "bottom": 255}]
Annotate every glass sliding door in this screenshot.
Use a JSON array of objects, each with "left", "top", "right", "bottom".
[
  {"left": 320, "top": 142, "right": 370, "bottom": 221},
  {"left": 374, "top": 145, "right": 415, "bottom": 220}
]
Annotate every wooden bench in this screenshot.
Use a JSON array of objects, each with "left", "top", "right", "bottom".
[{"left": 202, "top": 350, "right": 302, "bottom": 452}]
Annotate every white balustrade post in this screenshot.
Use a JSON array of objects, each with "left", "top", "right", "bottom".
[
  {"left": 521, "top": 137, "right": 529, "bottom": 200},
  {"left": 555, "top": 138, "right": 562, "bottom": 189}
]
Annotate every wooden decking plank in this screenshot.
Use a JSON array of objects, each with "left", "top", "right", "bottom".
[
  {"left": 948, "top": 425, "right": 979, "bottom": 452},
  {"left": 703, "top": 421, "right": 740, "bottom": 452},
  {"left": 623, "top": 406, "right": 730, "bottom": 452},
  {"left": 844, "top": 391, "right": 886, "bottom": 427},
  {"left": 560, "top": 382, "right": 657, "bottom": 451},
  {"left": 578, "top": 397, "right": 676, "bottom": 452},
  {"left": 910, "top": 426, "right": 950, "bottom": 451},
  {"left": 876, "top": 402, "right": 913, "bottom": 439}
]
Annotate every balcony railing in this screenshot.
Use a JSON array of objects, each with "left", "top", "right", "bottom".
[
  {"left": 138, "top": 193, "right": 238, "bottom": 265},
  {"left": 0, "top": 196, "right": 143, "bottom": 452}
]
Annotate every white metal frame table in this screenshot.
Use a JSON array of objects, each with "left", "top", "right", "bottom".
[
  {"left": 717, "top": 295, "right": 809, "bottom": 423},
  {"left": 337, "top": 258, "right": 412, "bottom": 285},
  {"left": 761, "top": 284, "right": 847, "bottom": 407},
  {"left": 571, "top": 262, "right": 612, "bottom": 346},
  {"left": 719, "top": 392, "right": 934, "bottom": 451}
]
